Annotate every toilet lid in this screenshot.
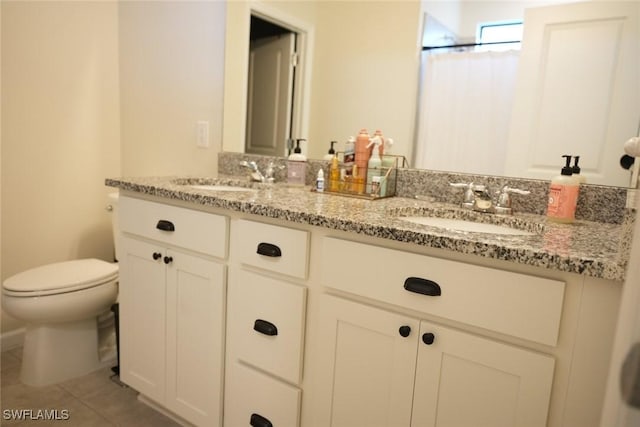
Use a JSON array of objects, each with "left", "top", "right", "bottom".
[{"left": 3, "top": 259, "right": 118, "bottom": 295}]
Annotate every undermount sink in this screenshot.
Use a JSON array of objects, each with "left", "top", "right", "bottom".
[
  {"left": 187, "top": 184, "right": 256, "bottom": 192},
  {"left": 398, "top": 216, "right": 536, "bottom": 236}
]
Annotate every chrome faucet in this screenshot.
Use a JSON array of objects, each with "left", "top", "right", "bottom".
[
  {"left": 450, "top": 182, "right": 530, "bottom": 214},
  {"left": 240, "top": 161, "right": 266, "bottom": 182},
  {"left": 239, "top": 160, "right": 282, "bottom": 183}
]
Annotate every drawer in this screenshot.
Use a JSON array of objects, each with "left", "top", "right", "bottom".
[
  {"left": 322, "top": 237, "right": 565, "bottom": 346},
  {"left": 228, "top": 269, "right": 307, "bottom": 384},
  {"left": 224, "top": 362, "right": 301, "bottom": 427},
  {"left": 235, "top": 219, "right": 309, "bottom": 279},
  {"left": 119, "top": 196, "right": 228, "bottom": 258}
]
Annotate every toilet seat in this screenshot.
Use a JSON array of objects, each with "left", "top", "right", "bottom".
[{"left": 2, "top": 259, "right": 118, "bottom": 297}]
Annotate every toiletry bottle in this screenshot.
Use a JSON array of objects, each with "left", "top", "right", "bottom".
[
  {"left": 287, "top": 139, "right": 307, "bottom": 186},
  {"left": 324, "top": 141, "right": 337, "bottom": 161},
  {"left": 547, "top": 155, "right": 580, "bottom": 223},
  {"left": 381, "top": 136, "right": 395, "bottom": 169},
  {"left": 329, "top": 154, "right": 340, "bottom": 192},
  {"left": 343, "top": 137, "right": 356, "bottom": 177},
  {"left": 572, "top": 156, "right": 587, "bottom": 184},
  {"left": 354, "top": 129, "right": 371, "bottom": 189},
  {"left": 316, "top": 168, "right": 325, "bottom": 192},
  {"left": 366, "top": 136, "right": 383, "bottom": 194},
  {"left": 351, "top": 164, "right": 365, "bottom": 194}
]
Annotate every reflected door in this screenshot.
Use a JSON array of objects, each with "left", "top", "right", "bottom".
[
  {"left": 245, "top": 33, "right": 295, "bottom": 157},
  {"left": 505, "top": 1, "right": 640, "bottom": 186}
]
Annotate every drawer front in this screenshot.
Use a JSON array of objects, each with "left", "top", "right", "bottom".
[
  {"left": 322, "top": 237, "right": 565, "bottom": 346},
  {"left": 119, "top": 196, "right": 228, "bottom": 258},
  {"left": 224, "top": 362, "right": 301, "bottom": 427},
  {"left": 228, "top": 269, "right": 307, "bottom": 384},
  {"left": 235, "top": 219, "right": 309, "bottom": 279}
]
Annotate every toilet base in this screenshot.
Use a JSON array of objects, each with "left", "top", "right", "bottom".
[{"left": 21, "top": 317, "right": 113, "bottom": 387}]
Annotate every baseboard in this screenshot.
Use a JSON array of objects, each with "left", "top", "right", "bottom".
[{"left": 1, "top": 328, "right": 25, "bottom": 351}]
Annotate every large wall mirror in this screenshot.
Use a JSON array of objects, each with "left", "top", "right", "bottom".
[{"left": 222, "top": 1, "right": 639, "bottom": 188}]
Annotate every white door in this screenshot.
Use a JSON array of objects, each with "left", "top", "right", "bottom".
[
  {"left": 119, "top": 237, "right": 166, "bottom": 404},
  {"left": 314, "top": 295, "right": 419, "bottom": 427},
  {"left": 411, "top": 321, "right": 555, "bottom": 427},
  {"left": 601, "top": 194, "right": 640, "bottom": 426},
  {"left": 505, "top": 1, "right": 640, "bottom": 186},
  {"left": 245, "top": 33, "right": 295, "bottom": 157},
  {"left": 165, "top": 250, "right": 226, "bottom": 427}
]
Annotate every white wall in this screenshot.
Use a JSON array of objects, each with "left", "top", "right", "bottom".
[
  {"left": 119, "top": 1, "right": 226, "bottom": 176},
  {"left": 1, "top": 1, "right": 120, "bottom": 333}
]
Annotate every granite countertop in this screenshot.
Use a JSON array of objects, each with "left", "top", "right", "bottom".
[{"left": 106, "top": 175, "right": 633, "bottom": 282}]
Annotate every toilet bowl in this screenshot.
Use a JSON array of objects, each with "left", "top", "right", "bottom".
[{"left": 1, "top": 193, "right": 121, "bottom": 387}]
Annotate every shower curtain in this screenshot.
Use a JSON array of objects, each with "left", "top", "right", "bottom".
[{"left": 414, "top": 49, "right": 520, "bottom": 175}]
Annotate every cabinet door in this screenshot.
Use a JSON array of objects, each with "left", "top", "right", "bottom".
[
  {"left": 119, "top": 237, "right": 167, "bottom": 404},
  {"left": 165, "top": 249, "right": 226, "bottom": 427},
  {"left": 314, "top": 295, "right": 419, "bottom": 427},
  {"left": 412, "top": 321, "right": 555, "bottom": 427}
]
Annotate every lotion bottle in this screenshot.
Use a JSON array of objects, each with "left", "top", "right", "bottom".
[
  {"left": 287, "top": 139, "right": 307, "bottom": 186},
  {"left": 547, "top": 155, "right": 580, "bottom": 223},
  {"left": 354, "top": 129, "right": 371, "bottom": 188},
  {"left": 316, "top": 168, "right": 325, "bottom": 192},
  {"left": 366, "top": 136, "right": 383, "bottom": 194}
]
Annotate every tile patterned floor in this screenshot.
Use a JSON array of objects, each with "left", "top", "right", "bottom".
[{"left": 1, "top": 347, "right": 181, "bottom": 426}]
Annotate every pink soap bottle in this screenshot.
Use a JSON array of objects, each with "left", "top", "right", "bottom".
[
  {"left": 354, "top": 129, "right": 370, "bottom": 186},
  {"left": 547, "top": 155, "right": 580, "bottom": 223}
]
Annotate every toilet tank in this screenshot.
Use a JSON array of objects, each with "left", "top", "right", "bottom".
[{"left": 107, "top": 192, "right": 121, "bottom": 262}]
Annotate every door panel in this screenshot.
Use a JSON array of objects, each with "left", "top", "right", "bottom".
[
  {"left": 505, "top": 1, "right": 639, "bottom": 186},
  {"left": 412, "top": 321, "right": 555, "bottom": 427},
  {"left": 314, "top": 295, "right": 418, "bottom": 427},
  {"left": 245, "top": 33, "right": 295, "bottom": 156},
  {"left": 119, "top": 237, "right": 166, "bottom": 404}
]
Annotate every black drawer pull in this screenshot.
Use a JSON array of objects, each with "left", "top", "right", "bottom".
[
  {"left": 250, "top": 413, "right": 273, "bottom": 427},
  {"left": 256, "top": 242, "right": 282, "bottom": 258},
  {"left": 253, "top": 319, "right": 278, "bottom": 336},
  {"left": 404, "top": 277, "right": 441, "bottom": 296},
  {"left": 422, "top": 332, "right": 436, "bottom": 345},
  {"left": 156, "top": 220, "right": 175, "bottom": 232}
]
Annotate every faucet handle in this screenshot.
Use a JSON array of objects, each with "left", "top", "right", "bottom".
[
  {"left": 449, "top": 182, "right": 478, "bottom": 209},
  {"left": 495, "top": 186, "right": 530, "bottom": 214}
]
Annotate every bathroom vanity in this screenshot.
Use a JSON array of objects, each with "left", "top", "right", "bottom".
[{"left": 107, "top": 172, "right": 630, "bottom": 427}]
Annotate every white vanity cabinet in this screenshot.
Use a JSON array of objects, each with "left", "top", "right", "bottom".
[
  {"left": 313, "top": 237, "right": 560, "bottom": 427},
  {"left": 224, "top": 219, "right": 309, "bottom": 427},
  {"left": 118, "top": 196, "right": 228, "bottom": 427}
]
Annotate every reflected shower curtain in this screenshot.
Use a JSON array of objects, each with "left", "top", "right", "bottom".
[{"left": 414, "top": 50, "right": 519, "bottom": 175}]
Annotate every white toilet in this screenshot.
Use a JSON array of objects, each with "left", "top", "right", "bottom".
[{"left": 2, "top": 193, "right": 121, "bottom": 387}]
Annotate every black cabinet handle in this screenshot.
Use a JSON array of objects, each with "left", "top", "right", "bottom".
[
  {"left": 163, "top": 256, "right": 173, "bottom": 265},
  {"left": 152, "top": 252, "right": 162, "bottom": 260},
  {"left": 250, "top": 413, "right": 273, "bottom": 427},
  {"left": 256, "top": 242, "right": 282, "bottom": 258},
  {"left": 399, "top": 325, "right": 412, "bottom": 338},
  {"left": 404, "top": 277, "right": 441, "bottom": 296},
  {"left": 156, "top": 220, "right": 175, "bottom": 232},
  {"left": 422, "top": 333, "right": 435, "bottom": 345},
  {"left": 253, "top": 319, "right": 278, "bottom": 336}
]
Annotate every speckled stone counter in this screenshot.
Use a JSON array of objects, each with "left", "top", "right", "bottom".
[{"left": 106, "top": 175, "right": 633, "bottom": 282}]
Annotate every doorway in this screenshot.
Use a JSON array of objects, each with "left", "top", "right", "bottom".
[{"left": 245, "top": 15, "right": 299, "bottom": 157}]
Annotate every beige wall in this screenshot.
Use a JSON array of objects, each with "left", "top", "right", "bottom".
[
  {"left": 1, "top": 1, "right": 120, "bottom": 333},
  {"left": 1, "top": 1, "right": 227, "bottom": 335},
  {"left": 222, "top": 0, "right": 422, "bottom": 161},
  {"left": 119, "top": 1, "right": 226, "bottom": 176}
]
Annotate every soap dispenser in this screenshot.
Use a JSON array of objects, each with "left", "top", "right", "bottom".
[
  {"left": 287, "top": 139, "right": 307, "bottom": 186},
  {"left": 324, "top": 141, "right": 337, "bottom": 161},
  {"left": 547, "top": 155, "right": 580, "bottom": 223},
  {"left": 572, "top": 156, "right": 587, "bottom": 184}
]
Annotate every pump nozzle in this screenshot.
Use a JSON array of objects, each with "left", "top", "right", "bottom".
[
  {"left": 561, "top": 155, "right": 573, "bottom": 176},
  {"left": 294, "top": 138, "right": 306, "bottom": 154},
  {"left": 328, "top": 141, "right": 337, "bottom": 155}
]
